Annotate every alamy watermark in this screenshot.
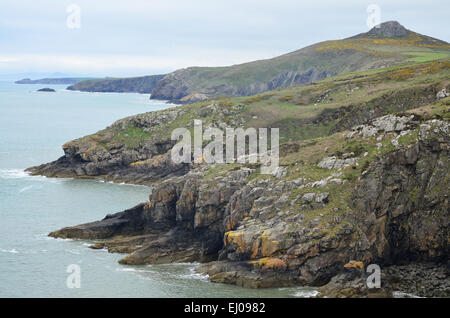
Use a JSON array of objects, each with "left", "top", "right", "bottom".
[
  {"left": 366, "top": 264, "right": 381, "bottom": 288},
  {"left": 366, "top": 4, "right": 381, "bottom": 29},
  {"left": 66, "top": 4, "right": 81, "bottom": 29},
  {"left": 171, "top": 120, "right": 279, "bottom": 174},
  {"left": 66, "top": 264, "right": 81, "bottom": 288}
]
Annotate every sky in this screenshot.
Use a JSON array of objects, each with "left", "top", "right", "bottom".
[{"left": 0, "top": 0, "right": 449, "bottom": 78}]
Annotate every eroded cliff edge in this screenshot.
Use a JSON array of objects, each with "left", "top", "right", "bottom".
[{"left": 48, "top": 114, "right": 449, "bottom": 295}]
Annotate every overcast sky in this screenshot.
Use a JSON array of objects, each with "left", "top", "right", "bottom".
[{"left": 1, "top": 0, "right": 449, "bottom": 77}]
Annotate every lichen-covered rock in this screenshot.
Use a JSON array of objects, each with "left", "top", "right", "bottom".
[
  {"left": 436, "top": 88, "right": 449, "bottom": 99},
  {"left": 347, "top": 114, "right": 417, "bottom": 139},
  {"left": 318, "top": 156, "right": 358, "bottom": 170}
]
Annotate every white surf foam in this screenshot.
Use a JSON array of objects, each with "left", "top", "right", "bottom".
[
  {"left": 392, "top": 291, "right": 422, "bottom": 298},
  {"left": 19, "top": 185, "right": 33, "bottom": 193},
  {"left": 180, "top": 266, "right": 209, "bottom": 281},
  {"left": 293, "top": 289, "right": 319, "bottom": 298},
  {"left": 0, "top": 168, "right": 66, "bottom": 184},
  {"left": 0, "top": 248, "right": 19, "bottom": 254},
  {"left": 0, "top": 168, "right": 29, "bottom": 179}
]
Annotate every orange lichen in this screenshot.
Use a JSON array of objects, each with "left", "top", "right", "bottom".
[
  {"left": 224, "top": 231, "right": 246, "bottom": 253},
  {"left": 249, "top": 257, "right": 287, "bottom": 270},
  {"left": 130, "top": 160, "right": 146, "bottom": 166},
  {"left": 250, "top": 231, "right": 281, "bottom": 259},
  {"left": 344, "top": 260, "right": 364, "bottom": 270}
]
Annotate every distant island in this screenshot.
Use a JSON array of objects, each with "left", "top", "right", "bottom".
[
  {"left": 37, "top": 88, "right": 56, "bottom": 92},
  {"left": 15, "top": 77, "right": 96, "bottom": 85}
]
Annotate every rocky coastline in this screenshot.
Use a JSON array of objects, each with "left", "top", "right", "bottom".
[
  {"left": 41, "top": 112, "right": 448, "bottom": 297},
  {"left": 27, "top": 60, "right": 450, "bottom": 297}
]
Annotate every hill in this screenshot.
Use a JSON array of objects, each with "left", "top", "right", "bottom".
[
  {"left": 151, "top": 21, "right": 449, "bottom": 102},
  {"left": 67, "top": 74, "right": 166, "bottom": 94}
]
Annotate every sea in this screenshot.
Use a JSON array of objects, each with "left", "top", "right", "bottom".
[{"left": 0, "top": 81, "right": 317, "bottom": 297}]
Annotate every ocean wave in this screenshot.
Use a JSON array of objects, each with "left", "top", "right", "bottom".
[
  {"left": 0, "top": 248, "right": 19, "bottom": 254},
  {"left": 19, "top": 185, "right": 33, "bottom": 193},
  {"left": 98, "top": 179, "right": 149, "bottom": 188},
  {"left": 160, "top": 262, "right": 201, "bottom": 267},
  {"left": 117, "top": 267, "right": 139, "bottom": 272},
  {"left": 392, "top": 291, "right": 422, "bottom": 298},
  {"left": 0, "top": 168, "right": 65, "bottom": 183},
  {"left": 293, "top": 289, "right": 319, "bottom": 298},
  {"left": 116, "top": 264, "right": 208, "bottom": 282},
  {"left": 179, "top": 266, "right": 209, "bottom": 281},
  {"left": 116, "top": 267, "right": 157, "bottom": 274},
  {"left": 0, "top": 168, "right": 29, "bottom": 179},
  {"left": 65, "top": 249, "right": 81, "bottom": 255}
]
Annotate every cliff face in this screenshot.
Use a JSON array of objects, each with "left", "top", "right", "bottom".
[
  {"left": 48, "top": 114, "right": 449, "bottom": 291},
  {"left": 67, "top": 74, "right": 166, "bottom": 94},
  {"left": 150, "top": 67, "right": 332, "bottom": 103}
]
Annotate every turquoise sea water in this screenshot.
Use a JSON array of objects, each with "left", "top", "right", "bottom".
[{"left": 0, "top": 82, "right": 316, "bottom": 297}]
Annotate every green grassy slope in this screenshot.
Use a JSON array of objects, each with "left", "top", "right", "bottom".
[
  {"left": 71, "top": 59, "right": 449, "bottom": 152},
  {"left": 151, "top": 21, "right": 449, "bottom": 102}
]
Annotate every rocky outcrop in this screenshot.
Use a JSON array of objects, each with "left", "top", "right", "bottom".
[
  {"left": 326, "top": 83, "right": 444, "bottom": 134},
  {"left": 317, "top": 262, "right": 450, "bottom": 298},
  {"left": 351, "top": 21, "right": 448, "bottom": 46},
  {"left": 26, "top": 107, "right": 191, "bottom": 184},
  {"left": 437, "top": 88, "right": 450, "bottom": 99},
  {"left": 37, "top": 88, "right": 56, "bottom": 92},
  {"left": 356, "top": 21, "right": 409, "bottom": 39},
  {"left": 179, "top": 92, "right": 209, "bottom": 104}
]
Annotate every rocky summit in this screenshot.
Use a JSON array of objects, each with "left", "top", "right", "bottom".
[
  {"left": 31, "top": 56, "right": 450, "bottom": 297},
  {"left": 364, "top": 21, "right": 408, "bottom": 38}
]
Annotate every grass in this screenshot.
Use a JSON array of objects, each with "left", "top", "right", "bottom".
[
  {"left": 113, "top": 126, "right": 152, "bottom": 148},
  {"left": 403, "top": 50, "right": 450, "bottom": 62}
]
